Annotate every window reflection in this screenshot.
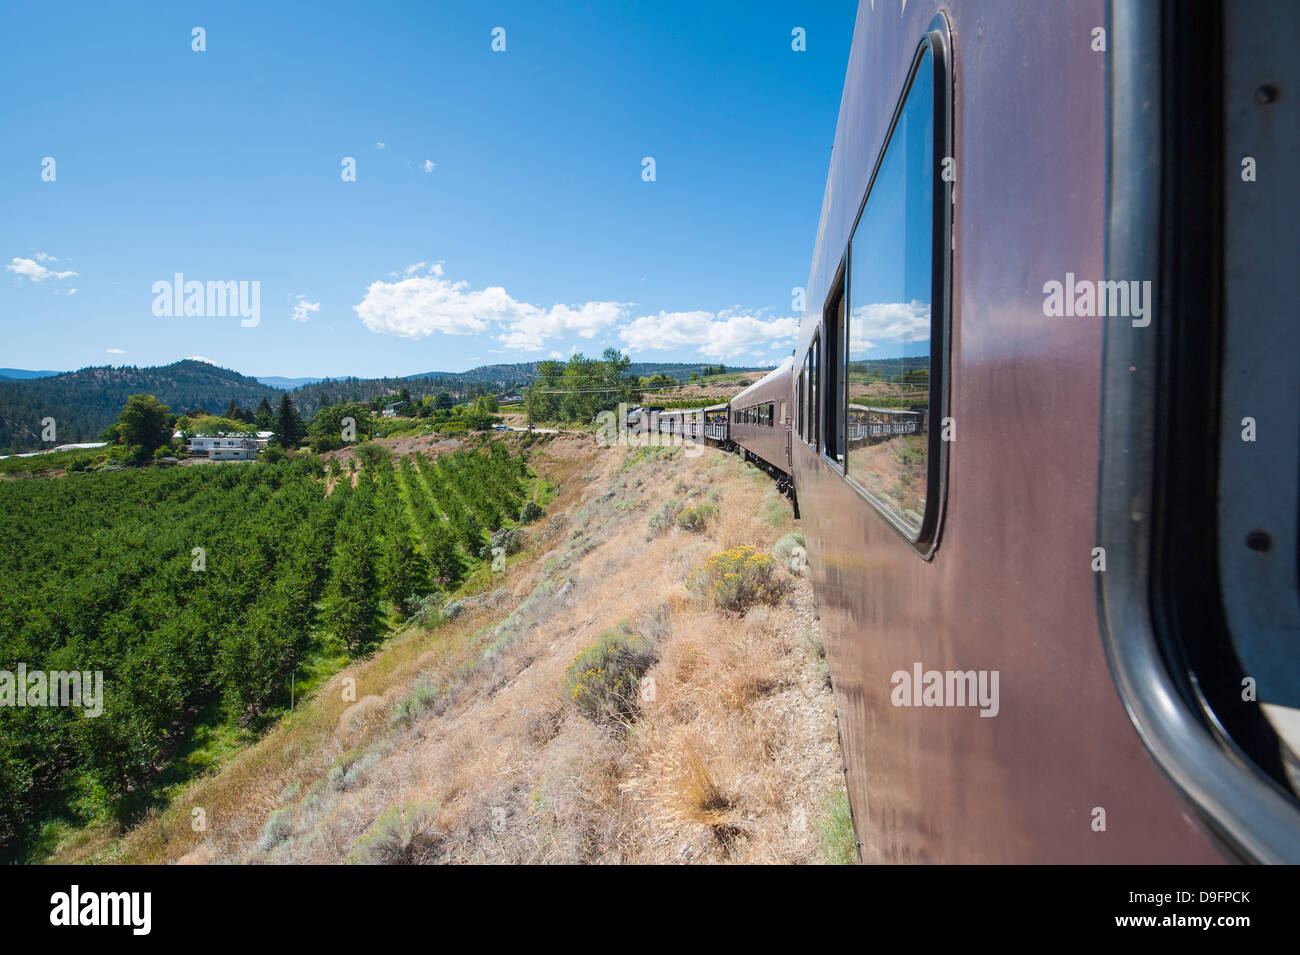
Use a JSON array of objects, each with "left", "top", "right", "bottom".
[{"left": 846, "top": 48, "right": 934, "bottom": 534}]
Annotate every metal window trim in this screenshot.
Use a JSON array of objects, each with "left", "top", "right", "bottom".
[
  {"left": 1096, "top": 0, "right": 1300, "bottom": 864},
  {"left": 832, "top": 14, "right": 953, "bottom": 559}
]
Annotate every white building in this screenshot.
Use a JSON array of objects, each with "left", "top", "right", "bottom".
[{"left": 187, "top": 432, "right": 273, "bottom": 460}]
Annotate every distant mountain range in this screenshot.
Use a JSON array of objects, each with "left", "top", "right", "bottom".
[
  {"left": 0, "top": 368, "right": 63, "bottom": 380},
  {"left": 254, "top": 376, "right": 326, "bottom": 389},
  {"left": 0, "top": 358, "right": 772, "bottom": 453}
]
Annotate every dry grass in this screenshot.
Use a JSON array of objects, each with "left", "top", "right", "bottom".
[{"left": 55, "top": 433, "right": 847, "bottom": 865}]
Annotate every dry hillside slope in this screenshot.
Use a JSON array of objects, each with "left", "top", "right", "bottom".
[{"left": 66, "top": 434, "right": 851, "bottom": 864}]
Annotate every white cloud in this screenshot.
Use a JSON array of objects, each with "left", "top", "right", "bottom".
[
  {"left": 354, "top": 262, "right": 625, "bottom": 350},
  {"left": 64, "top": 288, "right": 77, "bottom": 296},
  {"left": 497, "top": 301, "right": 625, "bottom": 350},
  {"left": 6, "top": 257, "right": 77, "bottom": 282},
  {"left": 376, "top": 142, "right": 386, "bottom": 149},
  {"left": 422, "top": 159, "right": 436, "bottom": 173},
  {"left": 106, "top": 348, "right": 124, "bottom": 354},
  {"left": 618, "top": 308, "right": 799, "bottom": 360},
  {"left": 35, "top": 252, "right": 57, "bottom": 262},
  {"left": 185, "top": 355, "right": 211, "bottom": 363},
  {"left": 291, "top": 296, "right": 321, "bottom": 323},
  {"left": 848, "top": 300, "right": 930, "bottom": 351}
]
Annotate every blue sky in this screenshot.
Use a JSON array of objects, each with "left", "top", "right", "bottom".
[{"left": 0, "top": 0, "right": 857, "bottom": 378}]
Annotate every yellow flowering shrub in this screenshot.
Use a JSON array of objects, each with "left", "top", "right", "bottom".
[
  {"left": 563, "top": 623, "right": 656, "bottom": 725},
  {"left": 687, "top": 545, "right": 784, "bottom": 613}
]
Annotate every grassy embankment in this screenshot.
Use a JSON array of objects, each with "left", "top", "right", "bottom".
[{"left": 48, "top": 434, "right": 852, "bottom": 864}]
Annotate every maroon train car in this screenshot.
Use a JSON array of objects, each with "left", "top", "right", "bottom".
[
  {"left": 792, "top": 0, "right": 1300, "bottom": 862},
  {"left": 729, "top": 358, "right": 795, "bottom": 480}
]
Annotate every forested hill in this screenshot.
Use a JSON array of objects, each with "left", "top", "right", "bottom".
[
  {"left": 0, "top": 360, "right": 282, "bottom": 452},
  {"left": 410, "top": 361, "right": 767, "bottom": 384},
  {"left": 289, "top": 362, "right": 768, "bottom": 412},
  {"left": 0, "top": 358, "right": 774, "bottom": 452}
]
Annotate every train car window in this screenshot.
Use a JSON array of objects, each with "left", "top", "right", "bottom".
[
  {"left": 844, "top": 44, "right": 936, "bottom": 539},
  {"left": 825, "top": 286, "right": 846, "bottom": 463},
  {"left": 801, "top": 351, "right": 812, "bottom": 442},
  {"left": 794, "top": 371, "right": 802, "bottom": 436},
  {"left": 810, "top": 334, "right": 821, "bottom": 449},
  {"left": 780, "top": 400, "right": 787, "bottom": 425}
]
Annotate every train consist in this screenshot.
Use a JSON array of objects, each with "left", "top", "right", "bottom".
[
  {"left": 630, "top": 357, "right": 930, "bottom": 504},
  {"left": 633, "top": 1, "right": 1300, "bottom": 864},
  {"left": 628, "top": 361, "right": 797, "bottom": 498}
]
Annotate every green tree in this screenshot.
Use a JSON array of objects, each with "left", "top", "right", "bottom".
[
  {"left": 308, "top": 401, "right": 374, "bottom": 443},
  {"left": 276, "top": 393, "right": 304, "bottom": 448},
  {"left": 114, "top": 394, "right": 173, "bottom": 460},
  {"left": 380, "top": 529, "right": 428, "bottom": 617}
]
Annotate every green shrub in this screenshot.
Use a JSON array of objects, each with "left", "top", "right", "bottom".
[
  {"left": 346, "top": 799, "right": 441, "bottom": 864},
  {"left": 646, "top": 498, "right": 683, "bottom": 539},
  {"left": 353, "top": 441, "right": 390, "bottom": 467},
  {"left": 773, "top": 531, "right": 805, "bottom": 561},
  {"left": 675, "top": 502, "right": 716, "bottom": 533},
  {"left": 391, "top": 683, "right": 440, "bottom": 726},
  {"left": 328, "top": 748, "right": 379, "bottom": 793},
  {"left": 519, "top": 500, "right": 544, "bottom": 524},
  {"left": 563, "top": 623, "right": 656, "bottom": 725},
  {"left": 480, "top": 527, "right": 521, "bottom": 560},
  {"left": 818, "top": 791, "right": 858, "bottom": 864},
  {"left": 257, "top": 807, "right": 294, "bottom": 852},
  {"left": 774, "top": 531, "right": 807, "bottom": 574},
  {"left": 687, "top": 545, "right": 784, "bottom": 613},
  {"left": 408, "top": 592, "right": 446, "bottom": 627}
]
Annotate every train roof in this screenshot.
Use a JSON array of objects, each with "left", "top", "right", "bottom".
[
  {"left": 731, "top": 357, "right": 795, "bottom": 406},
  {"left": 848, "top": 403, "right": 922, "bottom": 415}
]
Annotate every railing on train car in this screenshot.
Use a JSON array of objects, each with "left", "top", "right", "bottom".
[{"left": 846, "top": 419, "right": 920, "bottom": 442}]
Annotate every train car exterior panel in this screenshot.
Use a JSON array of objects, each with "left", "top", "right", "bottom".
[{"left": 793, "top": 1, "right": 1222, "bottom": 862}]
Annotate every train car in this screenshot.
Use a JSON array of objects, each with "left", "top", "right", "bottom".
[
  {"left": 728, "top": 358, "right": 795, "bottom": 479},
  {"left": 793, "top": 0, "right": 1300, "bottom": 862},
  {"left": 655, "top": 407, "right": 705, "bottom": 443},
  {"left": 701, "top": 403, "right": 730, "bottom": 445},
  {"left": 846, "top": 405, "right": 921, "bottom": 446}
]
